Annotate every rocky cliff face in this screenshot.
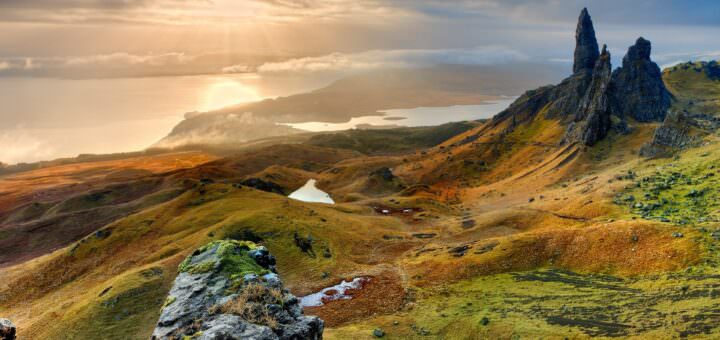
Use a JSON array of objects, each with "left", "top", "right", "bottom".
[
  {"left": 565, "top": 45, "right": 613, "bottom": 145},
  {"left": 612, "top": 37, "right": 672, "bottom": 122},
  {"left": 492, "top": 8, "right": 672, "bottom": 147},
  {"left": 152, "top": 240, "right": 323, "bottom": 340},
  {"left": 639, "top": 111, "right": 702, "bottom": 158}
]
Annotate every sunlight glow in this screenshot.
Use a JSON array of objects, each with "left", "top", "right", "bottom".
[{"left": 201, "top": 79, "right": 261, "bottom": 112}]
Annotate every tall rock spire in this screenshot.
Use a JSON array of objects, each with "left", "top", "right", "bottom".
[
  {"left": 573, "top": 8, "right": 600, "bottom": 74},
  {"left": 565, "top": 44, "right": 613, "bottom": 145}
]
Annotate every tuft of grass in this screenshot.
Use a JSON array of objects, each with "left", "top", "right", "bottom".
[{"left": 215, "top": 282, "right": 284, "bottom": 330}]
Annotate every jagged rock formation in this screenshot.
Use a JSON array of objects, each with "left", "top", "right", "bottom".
[
  {"left": 565, "top": 45, "right": 613, "bottom": 145},
  {"left": 0, "top": 319, "right": 15, "bottom": 340},
  {"left": 639, "top": 111, "right": 702, "bottom": 158},
  {"left": 573, "top": 8, "right": 600, "bottom": 74},
  {"left": 492, "top": 8, "right": 671, "bottom": 146},
  {"left": 152, "top": 240, "right": 323, "bottom": 340},
  {"left": 612, "top": 37, "right": 672, "bottom": 122}
]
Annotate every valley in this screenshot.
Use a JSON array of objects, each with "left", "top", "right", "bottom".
[{"left": 1, "top": 7, "right": 720, "bottom": 340}]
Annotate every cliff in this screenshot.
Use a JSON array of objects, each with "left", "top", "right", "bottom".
[{"left": 492, "top": 8, "right": 672, "bottom": 146}]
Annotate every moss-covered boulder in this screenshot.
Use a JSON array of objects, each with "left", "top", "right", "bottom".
[{"left": 152, "top": 240, "right": 323, "bottom": 340}]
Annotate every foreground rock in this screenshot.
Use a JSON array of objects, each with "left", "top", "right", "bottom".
[
  {"left": 0, "top": 319, "right": 15, "bottom": 340},
  {"left": 152, "top": 240, "right": 323, "bottom": 340}
]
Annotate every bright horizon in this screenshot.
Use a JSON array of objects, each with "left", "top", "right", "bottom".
[{"left": 1, "top": 1, "right": 720, "bottom": 164}]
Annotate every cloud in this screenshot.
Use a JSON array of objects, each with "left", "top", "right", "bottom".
[
  {"left": 0, "top": 0, "right": 215, "bottom": 25},
  {"left": 655, "top": 50, "right": 720, "bottom": 69},
  {"left": 221, "top": 64, "right": 253, "bottom": 74},
  {"left": 65, "top": 52, "right": 195, "bottom": 66},
  {"left": 0, "top": 127, "right": 55, "bottom": 165},
  {"left": 254, "top": 0, "right": 315, "bottom": 9},
  {"left": 234, "top": 47, "right": 527, "bottom": 74},
  {"left": 0, "top": 52, "right": 203, "bottom": 78},
  {"left": 0, "top": 0, "right": 152, "bottom": 10}
]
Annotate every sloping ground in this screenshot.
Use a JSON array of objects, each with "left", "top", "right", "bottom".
[
  {"left": 304, "top": 122, "right": 480, "bottom": 156},
  {"left": 3, "top": 71, "right": 720, "bottom": 339},
  {"left": 1, "top": 111, "right": 713, "bottom": 339},
  {"left": 664, "top": 61, "right": 720, "bottom": 115},
  {"left": 328, "top": 137, "right": 720, "bottom": 339},
  {"left": 0, "top": 152, "right": 217, "bottom": 267}
]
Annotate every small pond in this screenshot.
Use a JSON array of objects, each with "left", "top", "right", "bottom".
[
  {"left": 300, "top": 277, "right": 369, "bottom": 307},
  {"left": 288, "top": 179, "right": 334, "bottom": 204}
]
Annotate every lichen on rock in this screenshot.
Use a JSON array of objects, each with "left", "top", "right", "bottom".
[{"left": 152, "top": 240, "right": 323, "bottom": 340}]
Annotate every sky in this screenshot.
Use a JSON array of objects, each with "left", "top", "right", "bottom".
[
  {"left": 1, "top": 0, "right": 720, "bottom": 165},
  {"left": 0, "top": 0, "right": 719, "bottom": 78}
]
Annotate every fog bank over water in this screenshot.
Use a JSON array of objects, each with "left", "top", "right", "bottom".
[
  {"left": 0, "top": 63, "right": 563, "bottom": 165},
  {"left": 0, "top": 74, "right": 332, "bottom": 164}
]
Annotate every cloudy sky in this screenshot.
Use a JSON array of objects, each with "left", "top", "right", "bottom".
[{"left": 0, "top": 0, "right": 719, "bottom": 77}]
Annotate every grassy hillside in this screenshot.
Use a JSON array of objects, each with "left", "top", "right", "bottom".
[
  {"left": 4, "top": 79, "right": 720, "bottom": 338},
  {"left": 663, "top": 61, "right": 720, "bottom": 114},
  {"left": 305, "top": 121, "right": 480, "bottom": 155}
]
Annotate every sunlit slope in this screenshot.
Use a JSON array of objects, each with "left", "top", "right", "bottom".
[
  {"left": 664, "top": 61, "right": 720, "bottom": 114},
  {"left": 0, "top": 182, "right": 439, "bottom": 339},
  {"left": 0, "top": 152, "right": 217, "bottom": 267},
  {"left": 1, "top": 107, "right": 718, "bottom": 339}
]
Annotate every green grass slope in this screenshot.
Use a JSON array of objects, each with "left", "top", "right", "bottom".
[{"left": 663, "top": 61, "right": 720, "bottom": 114}]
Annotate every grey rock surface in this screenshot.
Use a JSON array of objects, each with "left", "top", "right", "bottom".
[
  {"left": 151, "top": 240, "right": 323, "bottom": 340},
  {"left": 611, "top": 37, "right": 672, "bottom": 122},
  {"left": 640, "top": 111, "right": 701, "bottom": 158},
  {"left": 492, "top": 9, "right": 672, "bottom": 147},
  {"left": 565, "top": 45, "right": 613, "bottom": 145},
  {"left": 573, "top": 8, "right": 600, "bottom": 74}
]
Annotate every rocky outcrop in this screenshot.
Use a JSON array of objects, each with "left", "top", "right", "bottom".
[
  {"left": 639, "top": 111, "right": 701, "bottom": 158},
  {"left": 0, "top": 319, "right": 15, "bottom": 340},
  {"left": 152, "top": 240, "right": 323, "bottom": 340},
  {"left": 565, "top": 45, "right": 613, "bottom": 145},
  {"left": 492, "top": 8, "right": 671, "bottom": 147},
  {"left": 573, "top": 8, "right": 600, "bottom": 74},
  {"left": 240, "top": 178, "right": 286, "bottom": 195},
  {"left": 611, "top": 37, "right": 672, "bottom": 122}
]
